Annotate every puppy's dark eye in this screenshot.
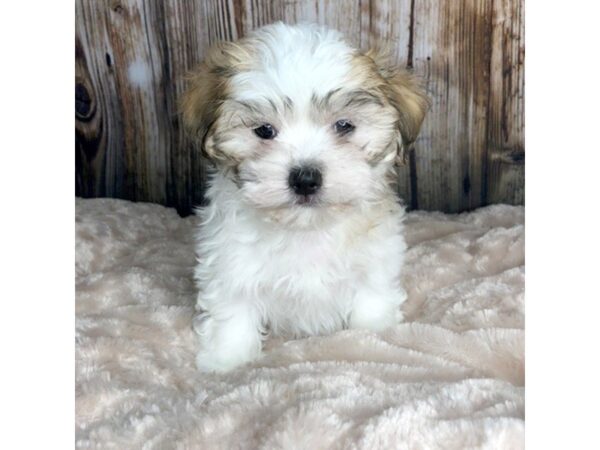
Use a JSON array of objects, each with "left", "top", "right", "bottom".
[
  {"left": 254, "top": 124, "right": 277, "bottom": 140},
  {"left": 334, "top": 119, "right": 355, "bottom": 135}
]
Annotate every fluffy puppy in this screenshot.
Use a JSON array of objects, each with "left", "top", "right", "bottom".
[{"left": 182, "top": 23, "right": 428, "bottom": 372}]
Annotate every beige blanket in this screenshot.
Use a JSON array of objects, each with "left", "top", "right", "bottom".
[{"left": 76, "top": 198, "right": 524, "bottom": 449}]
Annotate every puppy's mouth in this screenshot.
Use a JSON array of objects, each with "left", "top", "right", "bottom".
[{"left": 294, "top": 194, "right": 321, "bottom": 207}]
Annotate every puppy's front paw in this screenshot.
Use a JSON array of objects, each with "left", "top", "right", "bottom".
[
  {"left": 349, "top": 288, "right": 406, "bottom": 332},
  {"left": 193, "top": 311, "right": 262, "bottom": 373},
  {"left": 195, "top": 349, "right": 256, "bottom": 373}
]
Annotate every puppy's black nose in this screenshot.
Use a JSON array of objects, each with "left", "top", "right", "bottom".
[{"left": 288, "top": 166, "right": 322, "bottom": 196}]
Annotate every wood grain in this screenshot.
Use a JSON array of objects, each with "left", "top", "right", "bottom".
[
  {"left": 409, "top": 0, "right": 494, "bottom": 212},
  {"left": 486, "top": 0, "right": 525, "bottom": 205},
  {"left": 76, "top": 1, "right": 125, "bottom": 199},
  {"left": 76, "top": 0, "right": 525, "bottom": 215}
]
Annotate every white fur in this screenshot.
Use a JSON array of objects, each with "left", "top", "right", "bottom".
[{"left": 193, "top": 24, "right": 408, "bottom": 372}]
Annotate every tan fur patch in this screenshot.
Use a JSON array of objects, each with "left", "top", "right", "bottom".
[
  {"left": 364, "top": 49, "right": 430, "bottom": 165},
  {"left": 180, "top": 41, "right": 255, "bottom": 162}
]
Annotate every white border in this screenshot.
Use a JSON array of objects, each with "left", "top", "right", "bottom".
[
  {"left": 2, "top": 0, "right": 600, "bottom": 447},
  {"left": 527, "top": 1, "right": 600, "bottom": 448},
  {"left": 0, "top": 1, "right": 74, "bottom": 448}
]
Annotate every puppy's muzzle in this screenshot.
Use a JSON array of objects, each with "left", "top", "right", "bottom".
[{"left": 288, "top": 165, "right": 322, "bottom": 197}]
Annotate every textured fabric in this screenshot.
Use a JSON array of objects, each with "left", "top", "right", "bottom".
[{"left": 75, "top": 198, "right": 524, "bottom": 449}]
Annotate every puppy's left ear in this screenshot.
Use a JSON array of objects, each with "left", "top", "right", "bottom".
[{"left": 367, "top": 49, "right": 430, "bottom": 165}]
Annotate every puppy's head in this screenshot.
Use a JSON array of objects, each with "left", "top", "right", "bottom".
[{"left": 183, "top": 23, "right": 428, "bottom": 226}]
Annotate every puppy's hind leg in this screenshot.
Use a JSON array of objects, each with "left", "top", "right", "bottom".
[{"left": 193, "top": 301, "right": 263, "bottom": 372}]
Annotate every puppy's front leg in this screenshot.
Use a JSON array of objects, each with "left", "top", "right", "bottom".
[
  {"left": 193, "top": 301, "right": 263, "bottom": 372},
  {"left": 348, "top": 285, "right": 406, "bottom": 332}
]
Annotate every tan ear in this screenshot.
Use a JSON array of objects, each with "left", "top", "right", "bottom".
[
  {"left": 181, "top": 64, "right": 222, "bottom": 160},
  {"left": 180, "top": 41, "right": 249, "bottom": 161},
  {"left": 367, "top": 49, "right": 430, "bottom": 165}
]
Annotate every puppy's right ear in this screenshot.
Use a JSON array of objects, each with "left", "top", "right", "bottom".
[{"left": 181, "top": 42, "right": 247, "bottom": 161}]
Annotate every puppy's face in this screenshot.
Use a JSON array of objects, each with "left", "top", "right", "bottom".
[{"left": 183, "top": 24, "right": 428, "bottom": 226}]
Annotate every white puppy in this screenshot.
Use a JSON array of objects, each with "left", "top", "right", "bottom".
[{"left": 182, "top": 23, "right": 428, "bottom": 372}]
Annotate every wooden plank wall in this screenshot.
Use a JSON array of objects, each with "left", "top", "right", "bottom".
[{"left": 76, "top": 0, "right": 524, "bottom": 216}]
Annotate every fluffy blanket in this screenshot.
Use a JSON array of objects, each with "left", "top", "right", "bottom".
[{"left": 76, "top": 198, "right": 524, "bottom": 449}]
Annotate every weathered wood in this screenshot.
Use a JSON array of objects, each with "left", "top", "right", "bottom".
[
  {"left": 76, "top": 0, "right": 209, "bottom": 214},
  {"left": 486, "top": 0, "right": 525, "bottom": 205},
  {"left": 76, "top": 0, "right": 525, "bottom": 215},
  {"left": 76, "top": 2, "right": 125, "bottom": 199},
  {"left": 149, "top": 0, "right": 209, "bottom": 211},
  {"left": 410, "top": 0, "right": 495, "bottom": 212}
]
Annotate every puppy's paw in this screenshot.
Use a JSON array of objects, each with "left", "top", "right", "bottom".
[
  {"left": 192, "top": 311, "right": 211, "bottom": 336},
  {"left": 349, "top": 288, "right": 406, "bottom": 332},
  {"left": 349, "top": 306, "right": 403, "bottom": 332},
  {"left": 195, "top": 348, "right": 258, "bottom": 373},
  {"left": 192, "top": 311, "right": 263, "bottom": 373}
]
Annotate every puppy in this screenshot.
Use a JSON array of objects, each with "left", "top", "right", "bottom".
[{"left": 182, "top": 23, "right": 428, "bottom": 372}]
